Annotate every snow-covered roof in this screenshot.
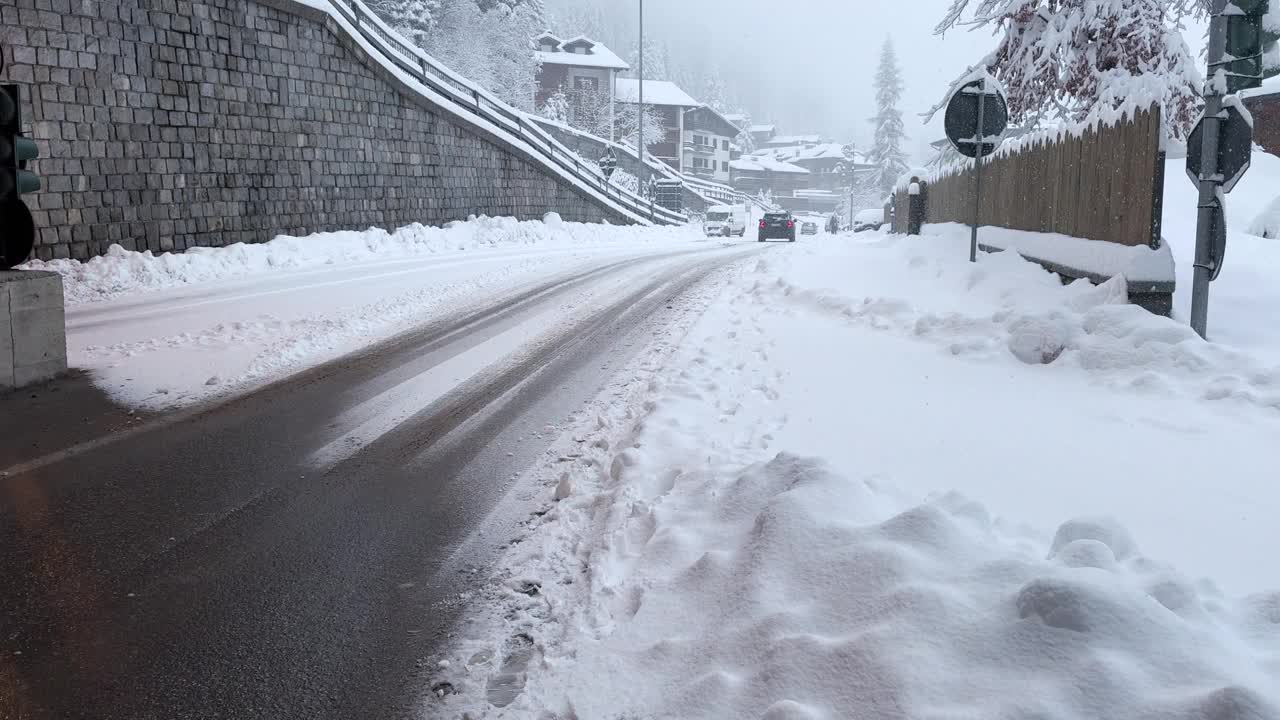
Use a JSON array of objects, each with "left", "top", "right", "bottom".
[
  {"left": 534, "top": 35, "right": 630, "bottom": 71},
  {"left": 729, "top": 156, "right": 810, "bottom": 174},
  {"left": 1242, "top": 73, "right": 1280, "bottom": 99},
  {"left": 749, "top": 124, "right": 776, "bottom": 133},
  {"left": 748, "top": 144, "right": 839, "bottom": 163},
  {"left": 764, "top": 134, "right": 823, "bottom": 147},
  {"left": 796, "top": 142, "right": 846, "bottom": 161},
  {"left": 614, "top": 79, "right": 699, "bottom": 107},
  {"left": 723, "top": 113, "right": 748, "bottom": 127},
  {"left": 684, "top": 105, "right": 741, "bottom": 138}
]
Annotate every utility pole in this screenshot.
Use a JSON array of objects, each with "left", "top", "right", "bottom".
[
  {"left": 637, "top": 0, "right": 646, "bottom": 192},
  {"left": 1191, "top": 0, "right": 1231, "bottom": 339}
]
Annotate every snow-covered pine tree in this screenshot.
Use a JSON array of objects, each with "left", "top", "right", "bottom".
[
  {"left": 627, "top": 37, "right": 670, "bottom": 80},
  {"left": 481, "top": 0, "right": 542, "bottom": 110},
  {"left": 835, "top": 142, "right": 859, "bottom": 189},
  {"left": 935, "top": 0, "right": 1201, "bottom": 139},
  {"left": 477, "top": 0, "right": 544, "bottom": 13},
  {"left": 867, "top": 38, "right": 910, "bottom": 200},
  {"left": 365, "top": 0, "right": 440, "bottom": 46},
  {"left": 734, "top": 110, "right": 756, "bottom": 154},
  {"left": 538, "top": 88, "right": 571, "bottom": 123},
  {"left": 614, "top": 101, "right": 667, "bottom": 154},
  {"left": 407, "top": 0, "right": 542, "bottom": 111},
  {"left": 701, "top": 71, "right": 729, "bottom": 113}
]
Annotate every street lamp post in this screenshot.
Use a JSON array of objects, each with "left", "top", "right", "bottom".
[{"left": 637, "top": 0, "right": 646, "bottom": 191}]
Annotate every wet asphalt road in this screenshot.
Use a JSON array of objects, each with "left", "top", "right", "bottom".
[{"left": 0, "top": 245, "right": 751, "bottom": 720}]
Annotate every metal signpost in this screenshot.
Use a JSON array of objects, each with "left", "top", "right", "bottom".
[
  {"left": 943, "top": 75, "right": 1008, "bottom": 262},
  {"left": 1187, "top": 0, "right": 1276, "bottom": 339}
]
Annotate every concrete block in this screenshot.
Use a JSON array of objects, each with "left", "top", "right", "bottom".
[
  {"left": 12, "top": 307, "right": 68, "bottom": 367},
  {"left": 0, "top": 286, "right": 12, "bottom": 389},
  {"left": 7, "top": 270, "right": 65, "bottom": 311},
  {"left": 1, "top": 270, "right": 68, "bottom": 391},
  {"left": 14, "top": 358, "right": 66, "bottom": 387}
]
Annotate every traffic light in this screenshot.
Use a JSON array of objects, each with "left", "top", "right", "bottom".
[
  {"left": 1222, "top": 0, "right": 1280, "bottom": 92},
  {"left": 1, "top": 83, "right": 39, "bottom": 269}
]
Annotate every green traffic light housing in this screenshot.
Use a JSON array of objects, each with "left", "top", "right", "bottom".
[
  {"left": 1, "top": 83, "right": 39, "bottom": 269},
  {"left": 15, "top": 136, "right": 39, "bottom": 195},
  {"left": 1222, "top": 0, "right": 1279, "bottom": 91}
]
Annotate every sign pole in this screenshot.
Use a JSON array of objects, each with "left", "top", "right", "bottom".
[
  {"left": 1191, "top": 0, "right": 1230, "bottom": 340},
  {"left": 969, "top": 90, "right": 986, "bottom": 263}
]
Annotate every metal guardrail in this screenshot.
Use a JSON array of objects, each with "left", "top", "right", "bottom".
[
  {"left": 521, "top": 114, "right": 770, "bottom": 213},
  {"left": 324, "top": 0, "right": 687, "bottom": 226}
]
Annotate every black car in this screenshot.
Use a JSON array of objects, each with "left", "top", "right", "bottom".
[{"left": 758, "top": 211, "right": 796, "bottom": 242}]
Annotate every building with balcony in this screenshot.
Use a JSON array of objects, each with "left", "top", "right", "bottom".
[
  {"left": 681, "top": 106, "right": 740, "bottom": 183},
  {"left": 533, "top": 33, "right": 630, "bottom": 140},
  {"left": 614, "top": 78, "right": 699, "bottom": 172}
]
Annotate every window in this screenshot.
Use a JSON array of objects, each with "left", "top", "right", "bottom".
[
  {"left": 722, "top": 139, "right": 729, "bottom": 151},
  {"left": 721, "top": 161, "right": 729, "bottom": 172},
  {"left": 695, "top": 134, "right": 707, "bottom": 146},
  {"left": 573, "top": 76, "right": 599, "bottom": 91}
]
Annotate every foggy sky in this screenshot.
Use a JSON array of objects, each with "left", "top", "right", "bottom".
[{"left": 546, "top": 0, "right": 1210, "bottom": 163}]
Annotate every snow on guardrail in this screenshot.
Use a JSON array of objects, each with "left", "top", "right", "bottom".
[{"left": 291, "top": 0, "right": 687, "bottom": 226}]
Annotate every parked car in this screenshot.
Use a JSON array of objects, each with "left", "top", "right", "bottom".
[
  {"left": 758, "top": 211, "right": 796, "bottom": 242},
  {"left": 853, "top": 208, "right": 885, "bottom": 233},
  {"left": 800, "top": 221, "right": 818, "bottom": 235},
  {"left": 703, "top": 204, "right": 747, "bottom": 237}
]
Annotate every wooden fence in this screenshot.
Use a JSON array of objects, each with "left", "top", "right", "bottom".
[{"left": 894, "top": 106, "right": 1164, "bottom": 248}]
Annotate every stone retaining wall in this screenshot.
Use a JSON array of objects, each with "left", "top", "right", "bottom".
[{"left": 0, "top": 0, "right": 637, "bottom": 261}]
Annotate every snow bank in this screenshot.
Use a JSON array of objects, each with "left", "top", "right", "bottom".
[
  {"left": 760, "top": 233, "right": 1279, "bottom": 413},
  {"left": 946, "top": 223, "right": 1175, "bottom": 285},
  {"left": 1162, "top": 151, "right": 1280, "bottom": 360},
  {"left": 21, "top": 215, "right": 701, "bottom": 305},
  {"left": 433, "top": 241, "right": 1280, "bottom": 717}
]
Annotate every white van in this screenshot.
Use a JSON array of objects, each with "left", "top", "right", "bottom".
[{"left": 703, "top": 204, "right": 747, "bottom": 237}]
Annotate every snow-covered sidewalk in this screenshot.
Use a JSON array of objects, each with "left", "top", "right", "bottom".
[
  {"left": 25, "top": 215, "right": 709, "bottom": 409},
  {"left": 434, "top": 229, "right": 1280, "bottom": 718}
]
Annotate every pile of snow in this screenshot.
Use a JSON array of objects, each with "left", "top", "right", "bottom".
[
  {"left": 22, "top": 214, "right": 701, "bottom": 305},
  {"left": 952, "top": 223, "right": 1175, "bottom": 284},
  {"left": 762, "top": 232, "right": 1278, "bottom": 412},
  {"left": 432, "top": 239, "right": 1280, "bottom": 717},
  {"left": 49, "top": 216, "right": 708, "bottom": 410},
  {"left": 1162, "top": 150, "right": 1280, "bottom": 360}
]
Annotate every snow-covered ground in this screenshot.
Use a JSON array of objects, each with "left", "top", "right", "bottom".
[
  {"left": 1163, "top": 150, "right": 1280, "bottom": 362},
  {"left": 433, "top": 196, "right": 1280, "bottom": 715},
  {"left": 24, "top": 215, "right": 708, "bottom": 409}
]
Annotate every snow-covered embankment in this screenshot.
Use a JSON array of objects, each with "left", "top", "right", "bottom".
[{"left": 435, "top": 227, "right": 1280, "bottom": 718}]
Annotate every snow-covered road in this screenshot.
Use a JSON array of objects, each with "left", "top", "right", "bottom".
[
  {"left": 1, "top": 232, "right": 765, "bottom": 720},
  {"left": 30, "top": 215, "right": 718, "bottom": 409},
  {"left": 436, "top": 227, "right": 1280, "bottom": 718},
  {"left": 13, "top": 196, "right": 1280, "bottom": 720}
]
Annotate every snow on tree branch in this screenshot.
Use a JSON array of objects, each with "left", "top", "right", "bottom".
[{"left": 934, "top": 0, "right": 1203, "bottom": 140}]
